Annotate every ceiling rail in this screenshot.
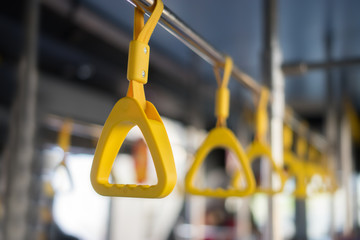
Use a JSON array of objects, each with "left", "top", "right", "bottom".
[{"left": 126, "top": 0, "right": 328, "bottom": 151}]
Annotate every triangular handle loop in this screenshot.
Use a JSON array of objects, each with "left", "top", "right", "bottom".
[
  {"left": 237, "top": 88, "right": 285, "bottom": 194},
  {"left": 53, "top": 119, "right": 74, "bottom": 192},
  {"left": 283, "top": 124, "right": 308, "bottom": 198},
  {"left": 244, "top": 140, "right": 286, "bottom": 194},
  {"left": 57, "top": 119, "right": 73, "bottom": 153},
  {"left": 91, "top": 98, "right": 177, "bottom": 198},
  {"left": 91, "top": 0, "right": 177, "bottom": 198},
  {"left": 287, "top": 155, "right": 308, "bottom": 198},
  {"left": 185, "top": 57, "right": 256, "bottom": 198},
  {"left": 185, "top": 127, "right": 256, "bottom": 198}
]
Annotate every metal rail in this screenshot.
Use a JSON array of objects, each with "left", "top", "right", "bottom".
[
  {"left": 126, "top": 0, "right": 262, "bottom": 95},
  {"left": 282, "top": 58, "right": 360, "bottom": 75},
  {"left": 127, "top": 0, "right": 328, "bottom": 151}
]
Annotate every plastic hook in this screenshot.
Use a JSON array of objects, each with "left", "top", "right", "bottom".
[
  {"left": 90, "top": 0, "right": 177, "bottom": 198},
  {"left": 233, "top": 88, "right": 286, "bottom": 194},
  {"left": 185, "top": 57, "right": 256, "bottom": 198}
]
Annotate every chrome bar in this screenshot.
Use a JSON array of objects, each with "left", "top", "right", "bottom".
[
  {"left": 282, "top": 58, "right": 360, "bottom": 75},
  {"left": 126, "top": 0, "right": 328, "bottom": 151},
  {"left": 128, "top": 0, "right": 262, "bottom": 95}
]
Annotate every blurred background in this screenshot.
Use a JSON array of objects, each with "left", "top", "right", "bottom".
[{"left": 0, "top": 0, "right": 360, "bottom": 239}]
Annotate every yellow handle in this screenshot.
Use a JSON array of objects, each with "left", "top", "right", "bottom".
[
  {"left": 307, "top": 150, "right": 338, "bottom": 194},
  {"left": 283, "top": 124, "right": 293, "bottom": 150},
  {"left": 308, "top": 146, "right": 320, "bottom": 163},
  {"left": 91, "top": 98, "right": 176, "bottom": 198},
  {"left": 296, "top": 138, "right": 308, "bottom": 159},
  {"left": 296, "top": 122, "right": 309, "bottom": 159},
  {"left": 185, "top": 57, "right": 256, "bottom": 198},
  {"left": 91, "top": 0, "right": 177, "bottom": 198},
  {"left": 57, "top": 119, "right": 73, "bottom": 153},
  {"left": 255, "top": 88, "right": 269, "bottom": 142},
  {"left": 236, "top": 88, "right": 285, "bottom": 195},
  {"left": 185, "top": 127, "right": 256, "bottom": 198},
  {"left": 285, "top": 154, "right": 308, "bottom": 198},
  {"left": 244, "top": 140, "right": 286, "bottom": 194},
  {"left": 345, "top": 100, "right": 360, "bottom": 145},
  {"left": 307, "top": 146, "right": 324, "bottom": 194},
  {"left": 54, "top": 119, "right": 74, "bottom": 192},
  {"left": 214, "top": 56, "right": 233, "bottom": 127},
  {"left": 283, "top": 125, "right": 307, "bottom": 198},
  {"left": 304, "top": 162, "right": 323, "bottom": 194}
]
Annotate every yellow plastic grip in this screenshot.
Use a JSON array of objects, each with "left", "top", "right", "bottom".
[
  {"left": 283, "top": 125, "right": 293, "bottom": 150},
  {"left": 215, "top": 87, "right": 230, "bottom": 120},
  {"left": 244, "top": 140, "right": 286, "bottom": 194},
  {"left": 54, "top": 119, "right": 74, "bottom": 192},
  {"left": 255, "top": 88, "right": 269, "bottom": 141},
  {"left": 185, "top": 56, "right": 254, "bottom": 198},
  {"left": 185, "top": 127, "right": 256, "bottom": 198},
  {"left": 90, "top": 97, "right": 177, "bottom": 198},
  {"left": 296, "top": 137, "right": 308, "bottom": 158},
  {"left": 306, "top": 147, "right": 322, "bottom": 192},
  {"left": 58, "top": 119, "right": 73, "bottom": 152},
  {"left": 284, "top": 153, "right": 307, "bottom": 198},
  {"left": 308, "top": 146, "right": 318, "bottom": 162},
  {"left": 90, "top": 0, "right": 177, "bottom": 198},
  {"left": 235, "top": 87, "right": 285, "bottom": 195},
  {"left": 127, "top": 40, "right": 150, "bottom": 84},
  {"left": 283, "top": 125, "right": 308, "bottom": 198}
]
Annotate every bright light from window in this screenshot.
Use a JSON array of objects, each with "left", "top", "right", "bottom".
[{"left": 53, "top": 154, "right": 110, "bottom": 240}]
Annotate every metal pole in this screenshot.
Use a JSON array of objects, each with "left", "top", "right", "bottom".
[
  {"left": 325, "top": 70, "right": 337, "bottom": 239},
  {"left": 125, "top": 0, "right": 327, "bottom": 153},
  {"left": 324, "top": 20, "right": 337, "bottom": 238},
  {"left": 282, "top": 58, "right": 360, "bottom": 75},
  {"left": 294, "top": 200, "right": 307, "bottom": 240},
  {"left": 340, "top": 71, "right": 355, "bottom": 236},
  {"left": 262, "top": 0, "right": 284, "bottom": 240},
  {"left": 340, "top": 112, "right": 354, "bottom": 236},
  {"left": 1, "top": 0, "right": 40, "bottom": 239}
]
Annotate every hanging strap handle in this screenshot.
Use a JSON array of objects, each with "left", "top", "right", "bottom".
[
  {"left": 58, "top": 119, "right": 73, "bottom": 153},
  {"left": 255, "top": 87, "right": 269, "bottom": 142},
  {"left": 55, "top": 119, "right": 74, "bottom": 192},
  {"left": 133, "top": 1, "right": 163, "bottom": 44},
  {"left": 283, "top": 124, "right": 293, "bottom": 150},
  {"left": 296, "top": 122, "right": 309, "bottom": 158},
  {"left": 213, "top": 56, "right": 233, "bottom": 127},
  {"left": 127, "top": 0, "right": 164, "bottom": 109}
]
